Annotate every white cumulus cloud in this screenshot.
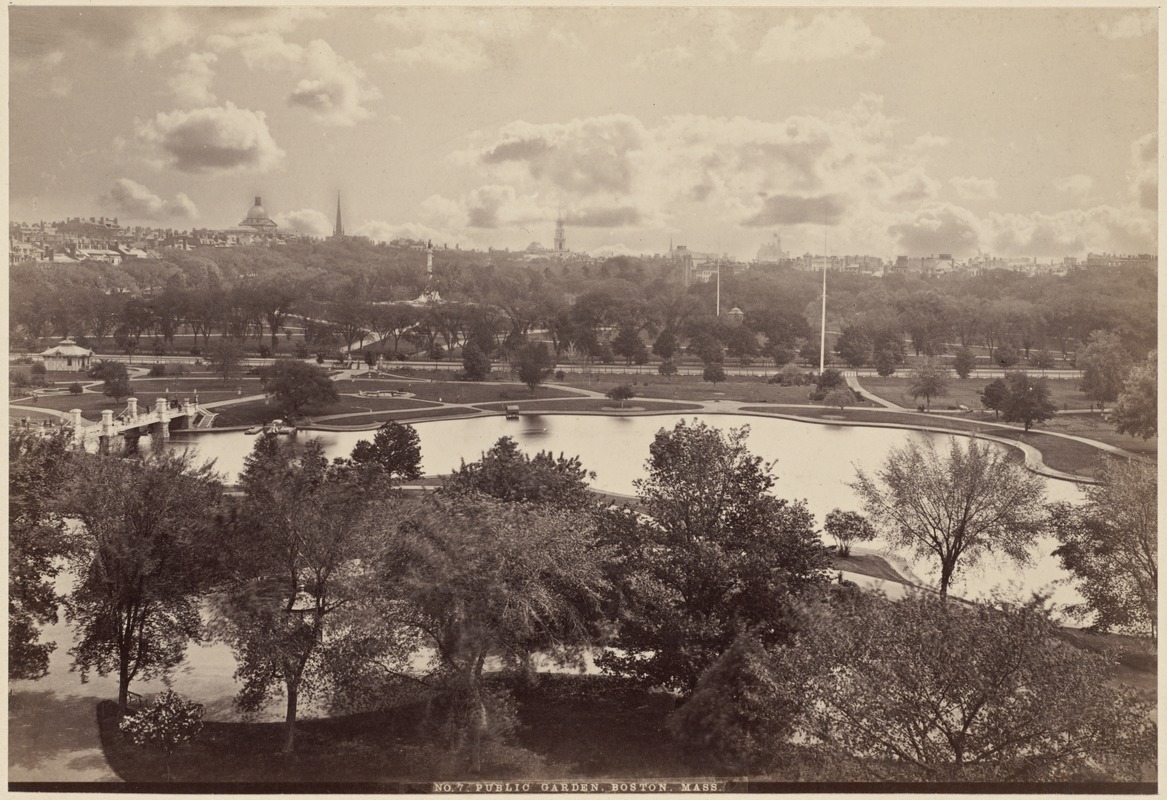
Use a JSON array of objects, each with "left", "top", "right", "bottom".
[
  {"left": 754, "top": 11, "right": 884, "bottom": 64},
  {"left": 273, "top": 209, "right": 332, "bottom": 238},
  {"left": 169, "top": 52, "right": 218, "bottom": 106},
  {"left": 136, "top": 103, "right": 285, "bottom": 174},
  {"left": 354, "top": 219, "right": 471, "bottom": 248},
  {"left": 287, "top": 40, "right": 381, "bottom": 127},
  {"left": 101, "top": 178, "right": 199, "bottom": 221}
]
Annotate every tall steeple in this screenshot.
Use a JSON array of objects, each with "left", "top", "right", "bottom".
[{"left": 333, "top": 192, "right": 344, "bottom": 238}]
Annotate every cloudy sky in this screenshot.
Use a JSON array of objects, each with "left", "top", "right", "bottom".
[{"left": 8, "top": 6, "right": 1158, "bottom": 259}]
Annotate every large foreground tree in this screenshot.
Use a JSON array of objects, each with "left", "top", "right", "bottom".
[
  {"left": 1050, "top": 457, "right": 1157, "bottom": 639},
  {"left": 802, "top": 594, "right": 1156, "bottom": 781},
  {"left": 599, "top": 420, "right": 830, "bottom": 694},
  {"left": 60, "top": 451, "right": 224, "bottom": 715},
  {"left": 10, "top": 428, "right": 75, "bottom": 680},
  {"left": 850, "top": 437, "right": 1046, "bottom": 596},
  {"left": 215, "top": 434, "right": 380, "bottom": 754},
  {"left": 377, "top": 493, "right": 610, "bottom": 771}
]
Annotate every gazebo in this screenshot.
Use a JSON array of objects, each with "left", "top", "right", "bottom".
[{"left": 39, "top": 339, "right": 94, "bottom": 371}]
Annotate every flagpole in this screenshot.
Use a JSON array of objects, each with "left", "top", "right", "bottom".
[{"left": 819, "top": 259, "right": 826, "bottom": 374}]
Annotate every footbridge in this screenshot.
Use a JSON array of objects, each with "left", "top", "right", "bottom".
[{"left": 70, "top": 397, "right": 216, "bottom": 446}]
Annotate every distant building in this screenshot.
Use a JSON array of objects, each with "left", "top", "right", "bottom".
[
  {"left": 670, "top": 242, "right": 695, "bottom": 286},
  {"left": 554, "top": 213, "right": 567, "bottom": 258},
  {"left": 1086, "top": 252, "right": 1157, "bottom": 269},
  {"left": 235, "top": 196, "right": 279, "bottom": 237},
  {"left": 40, "top": 339, "right": 93, "bottom": 371},
  {"left": 756, "top": 233, "right": 785, "bottom": 262}
]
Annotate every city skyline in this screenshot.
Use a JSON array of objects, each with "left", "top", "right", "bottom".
[{"left": 9, "top": 6, "right": 1158, "bottom": 260}]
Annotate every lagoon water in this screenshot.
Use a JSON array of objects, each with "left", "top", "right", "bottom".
[{"left": 169, "top": 412, "right": 1084, "bottom": 605}]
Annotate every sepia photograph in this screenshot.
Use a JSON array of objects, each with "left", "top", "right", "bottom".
[{"left": 7, "top": 4, "right": 1158, "bottom": 793}]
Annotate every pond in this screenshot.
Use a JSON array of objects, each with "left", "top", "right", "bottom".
[{"left": 168, "top": 412, "right": 1084, "bottom": 605}]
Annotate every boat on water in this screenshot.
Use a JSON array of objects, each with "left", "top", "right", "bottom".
[{"left": 245, "top": 419, "right": 297, "bottom": 435}]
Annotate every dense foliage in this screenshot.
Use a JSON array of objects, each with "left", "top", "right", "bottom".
[
  {"left": 851, "top": 437, "right": 1047, "bottom": 595},
  {"left": 801, "top": 594, "right": 1156, "bottom": 781},
  {"left": 598, "top": 420, "right": 830, "bottom": 694},
  {"left": 1050, "top": 457, "right": 1157, "bottom": 638},
  {"left": 9, "top": 428, "right": 75, "bottom": 680},
  {"left": 60, "top": 451, "right": 224, "bottom": 714},
  {"left": 444, "top": 436, "right": 595, "bottom": 510}
]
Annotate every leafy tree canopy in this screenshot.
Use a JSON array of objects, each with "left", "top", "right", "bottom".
[
  {"left": 850, "top": 436, "right": 1046, "bottom": 596},
  {"left": 599, "top": 420, "right": 829, "bottom": 693},
  {"left": 258, "top": 360, "right": 339, "bottom": 417},
  {"left": 802, "top": 594, "right": 1156, "bottom": 781},
  {"left": 444, "top": 436, "right": 595, "bottom": 510},
  {"left": 1050, "top": 457, "right": 1157, "bottom": 638}
]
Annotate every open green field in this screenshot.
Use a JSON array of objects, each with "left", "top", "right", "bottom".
[
  {"left": 314, "top": 408, "right": 484, "bottom": 426},
  {"left": 858, "top": 376, "right": 1090, "bottom": 411},
  {"left": 736, "top": 406, "right": 1132, "bottom": 477},
  {"left": 333, "top": 378, "right": 582, "bottom": 404},
  {"left": 560, "top": 374, "right": 866, "bottom": 406}
]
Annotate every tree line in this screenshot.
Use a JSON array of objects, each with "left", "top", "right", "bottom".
[
  {"left": 11, "top": 241, "right": 1156, "bottom": 372},
  {"left": 10, "top": 417, "right": 1156, "bottom": 780}
]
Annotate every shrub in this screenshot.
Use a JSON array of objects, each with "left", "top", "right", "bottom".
[
  {"left": 119, "top": 690, "right": 205, "bottom": 780},
  {"left": 822, "top": 388, "right": 853, "bottom": 410},
  {"left": 770, "top": 363, "right": 807, "bottom": 386},
  {"left": 30, "top": 362, "right": 46, "bottom": 376},
  {"left": 149, "top": 363, "right": 168, "bottom": 377},
  {"left": 189, "top": 348, "right": 200, "bottom": 357},
  {"left": 554, "top": 370, "right": 566, "bottom": 381},
  {"left": 69, "top": 383, "right": 83, "bottom": 395},
  {"left": 257, "top": 343, "right": 272, "bottom": 359},
  {"left": 294, "top": 341, "right": 310, "bottom": 359},
  {"left": 670, "top": 635, "right": 806, "bottom": 774}
]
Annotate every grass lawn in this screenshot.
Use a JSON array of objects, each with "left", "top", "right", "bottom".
[
  {"left": 332, "top": 379, "right": 583, "bottom": 404},
  {"left": 96, "top": 675, "right": 698, "bottom": 785},
  {"left": 209, "top": 397, "right": 436, "bottom": 427},
  {"left": 322, "top": 408, "right": 484, "bottom": 426},
  {"left": 9, "top": 409, "right": 68, "bottom": 427},
  {"left": 560, "top": 374, "right": 867, "bottom": 406},
  {"left": 1042, "top": 413, "right": 1157, "bottom": 459},
  {"left": 858, "top": 376, "right": 1090, "bottom": 411},
  {"left": 829, "top": 553, "right": 911, "bottom": 584},
  {"left": 736, "top": 406, "right": 1125, "bottom": 477},
  {"left": 475, "top": 399, "right": 704, "bottom": 414}
]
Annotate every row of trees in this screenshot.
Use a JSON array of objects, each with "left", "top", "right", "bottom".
[
  {"left": 11, "top": 419, "right": 1156, "bottom": 779},
  {"left": 12, "top": 241, "right": 1155, "bottom": 371}
]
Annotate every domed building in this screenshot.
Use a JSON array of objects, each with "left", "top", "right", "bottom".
[{"left": 236, "top": 196, "right": 278, "bottom": 237}]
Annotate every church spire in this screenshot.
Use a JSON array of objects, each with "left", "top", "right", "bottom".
[{"left": 333, "top": 192, "right": 344, "bottom": 238}]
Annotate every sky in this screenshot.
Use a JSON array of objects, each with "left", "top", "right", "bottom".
[{"left": 8, "top": 5, "right": 1159, "bottom": 260}]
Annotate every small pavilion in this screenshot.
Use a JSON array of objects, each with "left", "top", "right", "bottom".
[{"left": 39, "top": 339, "right": 94, "bottom": 371}]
